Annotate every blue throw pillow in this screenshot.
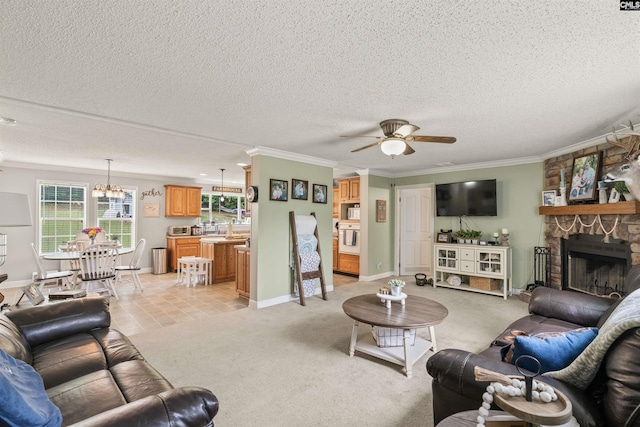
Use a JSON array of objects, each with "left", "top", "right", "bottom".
[
  {"left": 511, "top": 327, "right": 598, "bottom": 373},
  {"left": 0, "top": 348, "right": 62, "bottom": 427}
]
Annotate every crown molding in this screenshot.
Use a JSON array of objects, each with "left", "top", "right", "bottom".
[{"left": 245, "top": 146, "right": 338, "bottom": 168}]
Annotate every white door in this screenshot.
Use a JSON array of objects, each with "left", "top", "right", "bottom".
[{"left": 398, "top": 186, "right": 433, "bottom": 275}]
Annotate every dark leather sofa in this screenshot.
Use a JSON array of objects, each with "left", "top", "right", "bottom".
[
  {"left": 427, "top": 286, "right": 640, "bottom": 427},
  {"left": 0, "top": 297, "right": 219, "bottom": 426}
]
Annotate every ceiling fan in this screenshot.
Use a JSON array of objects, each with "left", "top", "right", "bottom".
[{"left": 343, "top": 119, "right": 456, "bottom": 158}]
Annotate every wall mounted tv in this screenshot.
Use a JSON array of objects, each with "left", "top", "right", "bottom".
[{"left": 435, "top": 179, "right": 497, "bottom": 217}]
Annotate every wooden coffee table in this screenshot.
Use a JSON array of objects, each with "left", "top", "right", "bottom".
[{"left": 342, "top": 294, "right": 448, "bottom": 378}]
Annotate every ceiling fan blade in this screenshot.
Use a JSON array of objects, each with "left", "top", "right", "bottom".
[
  {"left": 407, "top": 135, "right": 456, "bottom": 143},
  {"left": 340, "top": 135, "right": 383, "bottom": 139},
  {"left": 351, "top": 141, "right": 383, "bottom": 153},
  {"left": 403, "top": 143, "right": 415, "bottom": 155},
  {"left": 392, "top": 124, "right": 420, "bottom": 138}
]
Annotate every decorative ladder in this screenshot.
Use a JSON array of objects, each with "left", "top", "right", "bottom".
[{"left": 289, "top": 211, "right": 327, "bottom": 306}]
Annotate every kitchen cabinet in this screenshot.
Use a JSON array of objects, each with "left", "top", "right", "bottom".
[
  {"left": 338, "top": 253, "right": 359, "bottom": 275},
  {"left": 433, "top": 243, "right": 512, "bottom": 299},
  {"left": 165, "top": 185, "right": 202, "bottom": 217},
  {"left": 214, "top": 241, "right": 238, "bottom": 283},
  {"left": 167, "top": 237, "right": 202, "bottom": 271},
  {"left": 332, "top": 187, "right": 339, "bottom": 217},
  {"left": 338, "top": 177, "right": 360, "bottom": 203},
  {"left": 243, "top": 166, "right": 252, "bottom": 216},
  {"left": 332, "top": 238, "right": 338, "bottom": 270},
  {"left": 236, "top": 246, "right": 250, "bottom": 298}
]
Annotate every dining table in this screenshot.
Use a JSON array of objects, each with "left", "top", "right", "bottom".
[{"left": 44, "top": 247, "right": 134, "bottom": 286}]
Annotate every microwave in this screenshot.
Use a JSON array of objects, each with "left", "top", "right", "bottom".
[
  {"left": 347, "top": 207, "right": 360, "bottom": 220},
  {"left": 168, "top": 225, "right": 191, "bottom": 236}
]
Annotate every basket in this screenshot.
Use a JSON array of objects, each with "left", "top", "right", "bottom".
[
  {"left": 372, "top": 326, "right": 416, "bottom": 347},
  {"left": 415, "top": 273, "right": 427, "bottom": 286},
  {"left": 470, "top": 276, "right": 500, "bottom": 290}
]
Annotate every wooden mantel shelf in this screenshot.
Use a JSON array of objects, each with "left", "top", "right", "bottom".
[{"left": 539, "top": 201, "right": 640, "bottom": 216}]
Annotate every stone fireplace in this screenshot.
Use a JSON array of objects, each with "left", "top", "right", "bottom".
[
  {"left": 562, "top": 234, "right": 631, "bottom": 297},
  {"left": 542, "top": 142, "right": 640, "bottom": 292}
]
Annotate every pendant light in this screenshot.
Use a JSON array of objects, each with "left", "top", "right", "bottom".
[
  {"left": 92, "top": 159, "right": 125, "bottom": 199},
  {"left": 220, "top": 168, "right": 225, "bottom": 202}
]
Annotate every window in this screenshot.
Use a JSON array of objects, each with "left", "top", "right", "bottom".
[
  {"left": 96, "top": 189, "right": 136, "bottom": 249},
  {"left": 200, "top": 193, "right": 245, "bottom": 223},
  {"left": 38, "top": 182, "right": 87, "bottom": 253}
]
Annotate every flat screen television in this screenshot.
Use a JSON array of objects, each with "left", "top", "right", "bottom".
[{"left": 435, "top": 179, "right": 497, "bottom": 217}]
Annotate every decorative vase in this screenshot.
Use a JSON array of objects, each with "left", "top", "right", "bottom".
[
  {"left": 391, "top": 286, "right": 402, "bottom": 296},
  {"left": 90, "top": 237, "right": 96, "bottom": 245}
]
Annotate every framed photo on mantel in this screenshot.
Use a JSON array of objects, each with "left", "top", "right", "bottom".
[{"left": 569, "top": 152, "right": 602, "bottom": 203}]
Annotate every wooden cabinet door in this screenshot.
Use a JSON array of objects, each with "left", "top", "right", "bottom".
[
  {"left": 176, "top": 243, "right": 200, "bottom": 259},
  {"left": 165, "top": 185, "right": 187, "bottom": 216},
  {"left": 200, "top": 242, "right": 214, "bottom": 260},
  {"left": 338, "top": 180, "right": 350, "bottom": 202},
  {"left": 186, "top": 187, "right": 202, "bottom": 217},
  {"left": 226, "top": 243, "right": 237, "bottom": 281},
  {"left": 236, "top": 249, "right": 250, "bottom": 298},
  {"left": 213, "top": 244, "right": 226, "bottom": 282},
  {"left": 332, "top": 188, "right": 339, "bottom": 217},
  {"left": 333, "top": 238, "right": 338, "bottom": 270},
  {"left": 349, "top": 178, "right": 360, "bottom": 202}
]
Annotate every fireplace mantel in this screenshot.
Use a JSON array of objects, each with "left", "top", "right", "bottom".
[{"left": 539, "top": 201, "right": 640, "bottom": 216}]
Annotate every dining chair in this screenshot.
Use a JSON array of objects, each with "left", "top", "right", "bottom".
[
  {"left": 114, "top": 238, "right": 146, "bottom": 292},
  {"left": 78, "top": 244, "right": 119, "bottom": 299},
  {"left": 30, "top": 243, "right": 74, "bottom": 292}
]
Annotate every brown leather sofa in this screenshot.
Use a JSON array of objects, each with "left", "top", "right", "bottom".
[
  {"left": 427, "top": 286, "right": 640, "bottom": 427},
  {"left": 0, "top": 297, "right": 219, "bottom": 426}
]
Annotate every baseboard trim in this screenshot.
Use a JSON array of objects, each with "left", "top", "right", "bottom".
[
  {"left": 255, "top": 285, "right": 334, "bottom": 309},
  {"left": 359, "top": 271, "right": 393, "bottom": 282}
]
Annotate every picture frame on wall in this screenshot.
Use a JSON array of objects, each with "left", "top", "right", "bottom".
[
  {"left": 568, "top": 152, "right": 602, "bottom": 203},
  {"left": 312, "top": 184, "right": 328, "bottom": 204},
  {"left": 291, "top": 179, "right": 309, "bottom": 200},
  {"left": 436, "top": 232, "right": 452, "bottom": 243},
  {"left": 542, "top": 190, "right": 556, "bottom": 206},
  {"left": 269, "top": 179, "right": 288, "bottom": 201}
]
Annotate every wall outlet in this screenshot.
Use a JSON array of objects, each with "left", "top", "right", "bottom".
[{"left": 376, "top": 262, "right": 382, "bottom": 270}]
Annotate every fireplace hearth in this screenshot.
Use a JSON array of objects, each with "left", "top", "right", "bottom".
[{"left": 562, "top": 234, "right": 631, "bottom": 297}]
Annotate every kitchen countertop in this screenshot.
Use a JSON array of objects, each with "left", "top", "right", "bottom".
[{"left": 200, "top": 237, "right": 247, "bottom": 243}]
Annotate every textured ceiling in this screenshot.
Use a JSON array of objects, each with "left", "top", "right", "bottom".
[{"left": 1, "top": 1, "right": 639, "bottom": 186}]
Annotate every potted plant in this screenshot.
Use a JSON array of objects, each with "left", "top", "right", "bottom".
[
  {"left": 469, "top": 230, "right": 483, "bottom": 245},
  {"left": 615, "top": 181, "right": 635, "bottom": 201},
  {"left": 453, "top": 230, "right": 469, "bottom": 243},
  {"left": 388, "top": 279, "right": 406, "bottom": 296}
]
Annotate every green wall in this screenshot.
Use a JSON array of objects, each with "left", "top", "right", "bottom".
[
  {"left": 393, "top": 162, "right": 544, "bottom": 291},
  {"left": 253, "top": 155, "right": 334, "bottom": 304},
  {"left": 366, "top": 175, "right": 394, "bottom": 275}
]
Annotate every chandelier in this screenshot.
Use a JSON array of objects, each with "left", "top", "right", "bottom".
[{"left": 92, "top": 159, "right": 124, "bottom": 199}]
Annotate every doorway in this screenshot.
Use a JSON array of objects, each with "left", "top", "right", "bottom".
[{"left": 395, "top": 184, "right": 434, "bottom": 276}]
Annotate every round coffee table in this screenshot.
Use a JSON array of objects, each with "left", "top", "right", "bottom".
[{"left": 342, "top": 294, "right": 448, "bottom": 378}]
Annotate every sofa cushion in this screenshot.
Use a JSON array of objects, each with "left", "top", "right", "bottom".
[
  {"left": 46, "top": 369, "right": 127, "bottom": 425},
  {"left": 0, "top": 314, "right": 32, "bottom": 364},
  {"left": 0, "top": 348, "right": 62, "bottom": 427},
  {"left": 110, "top": 360, "right": 173, "bottom": 402},
  {"left": 511, "top": 327, "right": 598, "bottom": 373}
]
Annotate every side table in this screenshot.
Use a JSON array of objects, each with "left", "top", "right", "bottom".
[{"left": 437, "top": 410, "right": 524, "bottom": 427}]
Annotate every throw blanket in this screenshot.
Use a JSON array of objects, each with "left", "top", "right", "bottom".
[
  {"left": 295, "top": 215, "right": 317, "bottom": 235},
  {"left": 546, "top": 288, "right": 640, "bottom": 389},
  {"left": 294, "top": 251, "right": 320, "bottom": 297}
]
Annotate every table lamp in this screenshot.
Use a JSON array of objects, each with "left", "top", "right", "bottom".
[{"left": 0, "top": 192, "right": 32, "bottom": 266}]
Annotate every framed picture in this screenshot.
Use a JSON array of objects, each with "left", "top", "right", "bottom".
[
  {"left": 143, "top": 202, "right": 160, "bottom": 217},
  {"left": 21, "top": 284, "right": 45, "bottom": 306},
  {"left": 269, "top": 179, "right": 288, "bottom": 201},
  {"left": 542, "top": 190, "right": 556, "bottom": 206},
  {"left": 312, "top": 184, "right": 328, "bottom": 204},
  {"left": 437, "top": 232, "right": 452, "bottom": 243},
  {"left": 291, "top": 179, "right": 309, "bottom": 200},
  {"left": 376, "top": 200, "right": 387, "bottom": 222},
  {"left": 569, "top": 152, "right": 602, "bottom": 203}
]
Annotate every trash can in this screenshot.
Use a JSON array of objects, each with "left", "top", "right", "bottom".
[{"left": 152, "top": 247, "right": 167, "bottom": 275}]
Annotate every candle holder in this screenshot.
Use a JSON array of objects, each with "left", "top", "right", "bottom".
[
  {"left": 558, "top": 187, "right": 568, "bottom": 206},
  {"left": 501, "top": 233, "right": 510, "bottom": 246},
  {"left": 493, "top": 236, "right": 500, "bottom": 245}
]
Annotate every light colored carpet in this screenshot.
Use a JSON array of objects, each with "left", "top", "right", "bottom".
[{"left": 130, "top": 279, "right": 529, "bottom": 427}]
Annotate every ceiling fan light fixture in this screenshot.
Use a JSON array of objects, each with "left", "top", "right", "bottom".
[{"left": 380, "top": 138, "right": 406, "bottom": 157}]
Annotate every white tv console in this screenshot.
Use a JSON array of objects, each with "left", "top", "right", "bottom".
[{"left": 433, "top": 243, "right": 512, "bottom": 300}]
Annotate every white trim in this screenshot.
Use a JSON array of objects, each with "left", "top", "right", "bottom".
[
  {"left": 245, "top": 146, "right": 338, "bottom": 168},
  {"left": 254, "top": 285, "right": 334, "bottom": 309},
  {"left": 359, "top": 271, "right": 393, "bottom": 281}
]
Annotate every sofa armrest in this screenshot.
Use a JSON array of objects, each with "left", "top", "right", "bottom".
[
  {"left": 69, "top": 387, "right": 219, "bottom": 427},
  {"left": 528, "top": 287, "right": 614, "bottom": 327},
  {"left": 7, "top": 297, "right": 110, "bottom": 347},
  {"left": 426, "top": 349, "right": 605, "bottom": 427}
]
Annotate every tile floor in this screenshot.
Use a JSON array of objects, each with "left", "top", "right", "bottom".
[{"left": 3, "top": 272, "right": 359, "bottom": 337}]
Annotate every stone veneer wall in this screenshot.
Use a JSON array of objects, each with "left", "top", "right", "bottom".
[{"left": 543, "top": 140, "right": 640, "bottom": 289}]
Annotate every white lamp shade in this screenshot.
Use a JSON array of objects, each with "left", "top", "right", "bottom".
[
  {"left": 380, "top": 138, "right": 406, "bottom": 157},
  {"left": 0, "top": 192, "right": 32, "bottom": 227}
]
